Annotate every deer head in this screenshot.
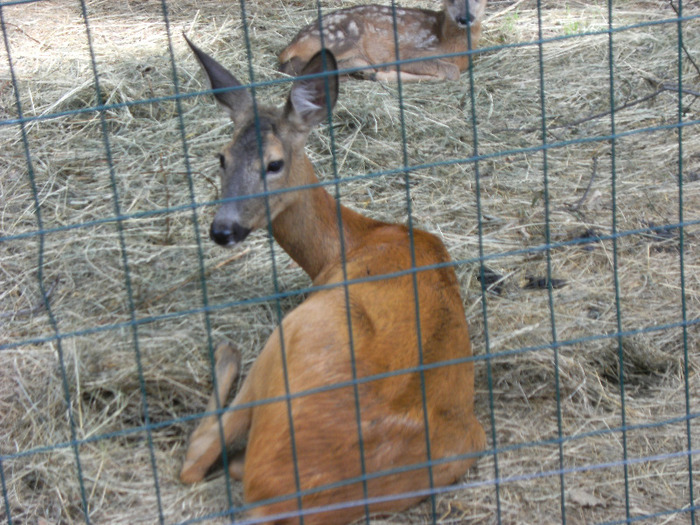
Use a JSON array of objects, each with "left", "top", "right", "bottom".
[
  {"left": 185, "top": 35, "right": 339, "bottom": 247},
  {"left": 444, "top": 0, "right": 486, "bottom": 27}
]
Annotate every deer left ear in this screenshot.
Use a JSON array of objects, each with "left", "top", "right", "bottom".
[
  {"left": 287, "top": 50, "right": 339, "bottom": 129},
  {"left": 184, "top": 34, "right": 253, "bottom": 126}
]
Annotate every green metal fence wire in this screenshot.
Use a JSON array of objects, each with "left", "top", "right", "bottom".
[
  {"left": 676, "top": 4, "right": 696, "bottom": 525},
  {"left": 1, "top": 0, "right": 699, "bottom": 524},
  {"left": 0, "top": 3, "right": 93, "bottom": 523},
  {"left": 238, "top": 0, "right": 308, "bottom": 518},
  {"left": 534, "top": 1, "right": 566, "bottom": 521},
  {"left": 163, "top": 0, "right": 239, "bottom": 515},
  {"left": 78, "top": 0, "right": 167, "bottom": 521},
  {"left": 606, "top": 3, "right": 631, "bottom": 522}
]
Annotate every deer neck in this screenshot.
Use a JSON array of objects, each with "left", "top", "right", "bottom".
[{"left": 271, "top": 154, "right": 375, "bottom": 282}]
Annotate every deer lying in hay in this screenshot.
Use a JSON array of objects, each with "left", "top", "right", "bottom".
[
  {"left": 279, "top": 0, "right": 487, "bottom": 81},
  {"left": 180, "top": 36, "right": 485, "bottom": 524}
]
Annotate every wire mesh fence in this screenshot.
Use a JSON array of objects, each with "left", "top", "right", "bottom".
[{"left": 1, "top": 0, "right": 699, "bottom": 523}]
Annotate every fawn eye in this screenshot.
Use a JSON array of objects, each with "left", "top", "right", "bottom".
[
  {"left": 217, "top": 153, "right": 225, "bottom": 169},
  {"left": 266, "top": 160, "right": 284, "bottom": 174}
]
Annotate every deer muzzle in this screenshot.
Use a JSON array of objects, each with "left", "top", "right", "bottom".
[{"left": 210, "top": 221, "right": 251, "bottom": 246}]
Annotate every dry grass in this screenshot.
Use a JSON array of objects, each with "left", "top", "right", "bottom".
[{"left": 1, "top": 0, "right": 699, "bottom": 523}]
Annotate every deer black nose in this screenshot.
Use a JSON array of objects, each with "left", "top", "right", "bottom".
[
  {"left": 456, "top": 14, "right": 475, "bottom": 27},
  {"left": 210, "top": 222, "right": 251, "bottom": 246}
]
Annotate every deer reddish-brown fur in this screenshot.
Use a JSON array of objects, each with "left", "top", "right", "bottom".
[
  {"left": 181, "top": 36, "right": 485, "bottom": 524},
  {"left": 279, "top": 0, "right": 487, "bottom": 81}
]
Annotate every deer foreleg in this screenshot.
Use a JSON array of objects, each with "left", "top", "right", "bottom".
[
  {"left": 180, "top": 342, "right": 252, "bottom": 483},
  {"left": 374, "top": 58, "right": 460, "bottom": 82}
]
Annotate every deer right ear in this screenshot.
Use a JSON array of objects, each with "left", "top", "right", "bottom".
[
  {"left": 184, "top": 35, "right": 252, "bottom": 125},
  {"left": 287, "top": 50, "right": 339, "bottom": 130}
]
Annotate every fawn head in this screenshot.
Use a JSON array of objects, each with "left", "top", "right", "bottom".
[
  {"left": 185, "top": 36, "right": 339, "bottom": 247},
  {"left": 444, "top": 0, "right": 486, "bottom": 27}
]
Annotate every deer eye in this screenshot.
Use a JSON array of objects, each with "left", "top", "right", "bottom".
[
  {"left": 266, "top": 160, "right": 284, "bottom": 174},
  {"left": 217, "top": 153, "right": 225, "bottom": 169}
]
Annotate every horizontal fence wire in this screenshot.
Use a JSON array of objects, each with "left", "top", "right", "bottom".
[{"left": 1, "top": 0, "right": 698, "bottom": 524}]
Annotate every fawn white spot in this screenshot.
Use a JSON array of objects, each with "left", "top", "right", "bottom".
[
  {"left": 322, "top": 24, "right": 339, "bottom": 42},
  {"left": 348, "top": 20, "right": 359, "bottom": 36},
  {"left": 327, "top": 14, "right": 346, "bottom": 25},
  {"left": 415, "top": 29, "right": 438, "bottom": 48}
]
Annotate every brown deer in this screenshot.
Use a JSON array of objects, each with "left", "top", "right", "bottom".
[
  {"left": 278, "top": 0, "right": 487, "bottom": 82},
  {"left": 180, "top": 36, "right": 485, "bottom": 524}
]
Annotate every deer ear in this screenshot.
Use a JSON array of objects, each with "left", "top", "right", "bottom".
[
  {"left": 184, "top": 34, "right": 252, "bottom": 125},
  {"left": 287, "top": 50, "right": 339, "bottom": 129}
]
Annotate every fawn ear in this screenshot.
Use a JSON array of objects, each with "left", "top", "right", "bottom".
[
  {"left": 184, "top": 34, "right": 252, "bottom": 126},
  {"left": 286, "top": 50, "right": 339, "bottom": 130}
]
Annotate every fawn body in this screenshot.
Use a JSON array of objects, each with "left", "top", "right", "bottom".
[
  {"left": 181, "top": 37, "right": 485, "bottom": 524},
  {"left": 279, "top": 0, "right": 487, "bottom": 81}
]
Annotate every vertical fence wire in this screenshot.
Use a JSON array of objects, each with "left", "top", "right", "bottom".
[
  {"left": 1, "top": 3, "right": 93, "bottom": 524},
  {"left": 164, "top": 0, "right": 239, "bottom": 514},
  {"left": 238, "top": 0, "right": 307, "bottom": 520},
  {"left": 605, "top": 3, "right": 632, "bottom": 522},
  {"left": 675, "top": 2, "right": 696, "bottom": 523},
  {"left": 388, "top": 0, "right": 438, "bottom": 521},
  {"left": 534, "top": 1, "right": 566, "bottom": 522},
  {"left": 1, "top": 0, "right": 699, "bottom": 524},
  {"left": 0, "top": 457, "right": 8, "bottom": 525},
  {"left": 76, "top": 1, "right": 167, "bottom": 522},
  {"left": 316, "top": 2, "right": 373, "bottom": 520},
  {"left": 462, "top": 4, "right": 503, "bottom": 524},
  {"left": 244, "top": 21, "right": 307, "bottom": 525}
]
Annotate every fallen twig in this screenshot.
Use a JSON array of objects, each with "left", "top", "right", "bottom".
[
  {"left": 568, "top": 157, "right": 599, "bottom": 211},
  {"left": 668, "top": 1, "right": 700, "bottom": 79},
  {"left": 661, "top": 83, "right": 700, "bottom": 98}
]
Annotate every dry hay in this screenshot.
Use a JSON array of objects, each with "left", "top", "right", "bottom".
[{"left": 1, "top": 0, "right": 699, "bottom": 523}]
